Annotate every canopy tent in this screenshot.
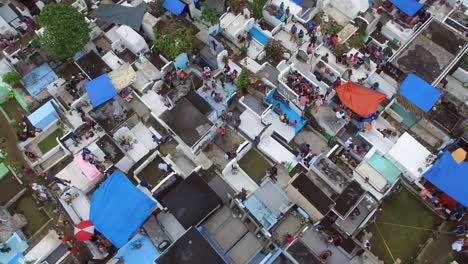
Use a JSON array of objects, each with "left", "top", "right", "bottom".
[
  {"left": 93, "top": 3, "right": 146, "bottom": 30},
  {"left": 389, "top": 0, "right": 424, "bottom": 16},
  {"left": 115, "top": 234, "right": 160, "bottom": 264},
  {"left": 163, "top": 0, "right": 186, "bottom": 16},
  {"left": 84, "top": 74, "right": 117, "bottom": 108},
  {"left": 27, "top": 100, "right": 59, "bottom": 130},
  {"left": 22, "top": 63, "right": 58, "bottom": 96},
  {"left": 336, "top": 81, "right": 386, "bottom": 118},
  {"left": 424, "top": 151, "right": 468, "bottom": 207},
  {"left": 90, "top": 170, "right": 156, "bottom": 248},
  {"left": 400, "top": 74, "right": 441, "bottom": 112}
]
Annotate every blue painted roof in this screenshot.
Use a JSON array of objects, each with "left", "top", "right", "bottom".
[
  {"left": 27, "top": 99, "right": 59, "bottom": 130},
  {"left": 115, "top": 234, "right": 160, "bottom": 264},
  {"left": 22, "top": 63, "right": 58, "bottom": 97},
  {"left": 390, "top": 0, "right": 424, "bottom": 16},
  {"left": 0, "top": 233, "right": 28, "bottom": 264},
  {"left": 84, "top": 74, "right": 117, "bottom": 108},
  {"left": 163, "top": 0, "right": 186, "bottom": 16},
  {"left": 400, "top": 74, "right": 441, "bottom": 112},
  {"left": 90, "top": 171, "right": 156, "bottom": 248},
  {"left": 424, "top": 151, "right": 468, "bottom": 207},
  {"left": 244, "top": 194, "right": 278, "bottom": 230}
]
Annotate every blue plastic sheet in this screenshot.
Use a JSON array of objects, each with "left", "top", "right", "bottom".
[
  {"left": 400, "top": 74, "right": 441, "bottom": 112},
  {"left": 90, "top": 171, "right": 156, "bottom": 248},
  {"left": 84, "top": 74, "right": 117, "bottom": 108},
  {"left": 163, "top": 0, "right": 185, "bottom": 16},
  {"left": 390, "top": 0, "right": 424, "bottom": 16},
  {"left": 424, "top": 151, "right": 468, "bottom": 207}
]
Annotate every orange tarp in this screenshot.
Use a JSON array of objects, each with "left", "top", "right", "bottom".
[{"left": 336, "top": 82, "right": 386, "bottom": 118}]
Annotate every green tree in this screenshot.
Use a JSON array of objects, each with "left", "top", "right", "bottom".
[
  {"left": 200, "top": 3, "right": 218, "bottom": 25},
  {"left": 37, "top": 3, "right": 90, "bottom": 60},
  {"left": 250, "top": 0, "right": 268, "bottom": 19},
  {"left": 153, "top": 24, "right": 197, "bottom": 60},
  {"left": 2, "top": 71, "right": 21, "bottom": 85}
]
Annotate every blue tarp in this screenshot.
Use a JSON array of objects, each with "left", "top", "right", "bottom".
[
  {"left": 27, "top": 100, "right": 59, "bottom": 130},
  {"left": 400, "top": 74, "right": 441, "bottom": 112},
  {"left": 84, "top": 74, "right": 117, "bottom": 108},
  {"left": 90, "top": 171, "right": 156, "bottom": 248},
  {"left": 22, "top": 63, "right": 58, "bottom": 97},
  {"left": 115, "top": 234, "right": 160, "bottom": 264},
  {"left": 390, "top": 0, "right": 424, "bottom": 16},
  {"left": 163, "top": 0, "right": 185, "bottom": 16},
  {"left": 174, "top": 53, "right": 189, "bottom": 70},
  {"left": 424, "top": 151, "right": 468, "bottom": 207}
]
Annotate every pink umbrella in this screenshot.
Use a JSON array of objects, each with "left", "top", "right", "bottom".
[{"left": 74, "top": 220, "right": 94, "bottom": 241}]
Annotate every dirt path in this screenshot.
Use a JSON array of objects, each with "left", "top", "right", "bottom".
[{"left": 0, "top": 112, "right": 27, "bottom": 171}]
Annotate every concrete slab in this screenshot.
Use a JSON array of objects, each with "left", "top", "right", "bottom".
[
  {"left": 156, "top": 212, "right": 186, "bottom": 242},
  {"left": 301, "top": 228, "right": 351, "bottom": 264},
  {"left": 272, "top": 214, "right": 302, "bottom": 246},
  {"left": 227, "top": 232, "right": 262, "bottom": 264},
  {"left": 294, "top": 127, "right": 330, "bottom": 155}
]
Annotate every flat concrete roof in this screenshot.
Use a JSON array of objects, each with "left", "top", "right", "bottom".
[
  {"left": 391, "top": 20, "right": 467, "bottom": 84},
  {"left": 160, "top": 93, "right": 212, "bottom": 146},
  {"left": 76, "top": 51, "right": 112, "bottom": 79},
  {"left": 292, "top": 173, "right": 335, "bottom": 215},
  {"left": 156, "top": 227, "right": 225, "bottom": 264},
  {"left": 333, "top": 180, "right": 365, "bottom": 218},
  {"left": 160, "top": 173, "right": 222, "bottom": 229}
]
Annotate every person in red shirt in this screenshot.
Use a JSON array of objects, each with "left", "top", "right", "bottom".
[
  {"left": 68, "top": 246, "right": 77, "bottom": 253},
  {"left": 60, "top": 235, "right": 70, "bottom": 242},
  {"left": 331, "top": 34, "right": 339, "bottom": 46}
]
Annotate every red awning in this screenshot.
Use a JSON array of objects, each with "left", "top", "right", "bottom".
[{"left": 336, "top": 82, "right": 386, "bottom": 117}]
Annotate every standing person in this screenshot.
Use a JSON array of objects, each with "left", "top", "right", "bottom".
[
  {"left": 333, "top": 77, "right": 342, "bottom": 88},
  {"left": 440, "top": 77, "right": 448, "bottom": 88},
  {"left": 42, "top": 172, "right": 71, "bottom": 187},
  {"left": 289, "top": 23, "right": 298, "bottom": 41},
  {"left": 297, "top": 29, "right": 305, "bottom": 45},
  {"left": 321, "top": 53, "right": 329, "bottom": 63},
  {"left": 314, "top": 96, "right": 324, "bottom": 113},
  {"left": 158, "top": 162, "right": 170, "bottom": 174}
]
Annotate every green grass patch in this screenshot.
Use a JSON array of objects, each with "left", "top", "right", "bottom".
[
  {"left": 38, "top": 129, "right": 63, "bottom": 153},
  {"left": 238, "top": 149, "right": 271, "bottom": 184},
  {"left": 1, "top": 99, "right": 26, "bottom": 123},
  {"left": 365, "top": 187, "right": 439, "bottom": 263},
  {"left": 10, "top": 195, "right": 49, "bottom": 237}
]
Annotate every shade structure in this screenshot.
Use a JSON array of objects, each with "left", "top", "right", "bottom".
[
  {"left": 424, "top": 151, "right": 468, "bottom": 207},
  {"left": 90, "top": 170, "right": 156, "bottom": 248},
  {"left": 336, "top": 81, "right": 386, "bottom": 118},
  {"left": 163, "top": 0, "right": 186, "bottom": 16},
  {"left": 74, "top": 220, "right": 94, "bottom": 241},
  {"left": 399, "top": 74, "right": 441, "bottom": 112},
  {"left": 389, "top": 0, "right": 424, "bottom": 16},
  {"left": 84, "top": 74, "right": 117, "bottom": 108}
]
